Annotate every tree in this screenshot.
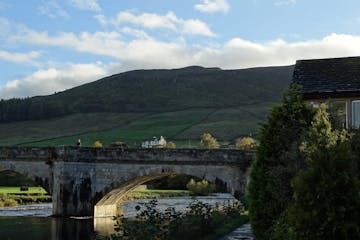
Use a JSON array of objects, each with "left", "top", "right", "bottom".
[
  {"left": 93, "top": 140, "right": 103, "bottom": 148},
  {"left": 165, "top": 141, "right": 177, "bottom": 149},
  {"left": 235, "top": 137, "right": 257, "bottom": 150},
  {"left": 248, "top": 84, "right": 314, "bottom": 240},
  {"left": 200, "top": 133, "right": 220, "bottom": 149},
  {"left": 287, "top": 104, "right": 360, "bottom": 240}
]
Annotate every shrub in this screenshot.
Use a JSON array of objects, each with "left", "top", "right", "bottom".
[
  {"left": 186, "top": 179, "right": 216, "bottom": 196},
  {"left": 287, "top": 104, "right": 360, "bottom": 240},
  {"left": 93, "top": 140, "right": 103, "bottom": 148},
  {"left": 0, "top": 194, "right": 18, "bottom": 207},
  {"left": 3, "top": 198, "right": 17, "bottom": 207},
  {"left": 113, "top": 200, "right": 248, "bottom": 240},
  {"left": 235, "top": 137, "right": 257, "bottom": 150},
  {"left": 165, "top": 141, "right": 176, "bottom": 149},
  {"left": 200, "top": 133, "right": 220, "bottom": 149}
]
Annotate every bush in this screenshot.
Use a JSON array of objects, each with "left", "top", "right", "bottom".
[
  {"left": 113, "top": 200, "right": 248, "bottom": 240},
  {"left": 186, "top": 179, "right": 216, "bottom": 196},
  {"left": 200, "top": 133, "right": 220, "bottom": 149},
  {"left": 93, "top": 140, "right": 103, "bottom": 148},
  {"left": 0, "top": 194, "right": 18, "bottom": 207},
  {"left": 165, "top": 141, "right": 176, "bottom": 149},
  {"left": 235, "top": 137, "right": 257, "bottom": 150},
  {"left": 248, "top": 84, "right": 314, "bottom": 240},
  {"left": 287, "top": 104, "right": 360, "bottom": 240}
]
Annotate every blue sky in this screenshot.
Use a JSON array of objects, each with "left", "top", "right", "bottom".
[{"left": 1, "top": 0, "right": 360, "bottom": 98}]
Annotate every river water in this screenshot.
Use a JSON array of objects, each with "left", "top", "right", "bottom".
[{"left": 0, "top": 194, "right": 237, "bottom": 240}]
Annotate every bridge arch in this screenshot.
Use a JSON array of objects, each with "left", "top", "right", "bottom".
[
  {"left": 0, "top": 147, "right": 55, "bottom": 193},
  {"left": 94, "top": 163, "right": 247, "bottom": 218}
]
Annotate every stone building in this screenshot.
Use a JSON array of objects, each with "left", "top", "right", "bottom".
[{"left": 293, "top": 56, "right": 360, "bottom": 128}]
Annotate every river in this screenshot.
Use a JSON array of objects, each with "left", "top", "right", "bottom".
[{"left": 0, "top": 193, "right": 237, "bottom": 240}]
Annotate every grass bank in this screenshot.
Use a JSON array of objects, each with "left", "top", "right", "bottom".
[
  {"left": 122, "top": 189, "right": 190, "bottom": 201},
  {"left": 0, "top": 186, "right": 51, "bottom": 206}
]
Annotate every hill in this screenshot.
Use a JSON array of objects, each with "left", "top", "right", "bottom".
[{"left": 0, "top": 65, "right": 294, "bottom": 147}]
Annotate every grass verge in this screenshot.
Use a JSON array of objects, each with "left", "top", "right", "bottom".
[
  {"left": 0, "top": 186, "right": 51, "bottom": 206},
  {"left": 122, "top": 189, "right": 190, "bottom": 201}
]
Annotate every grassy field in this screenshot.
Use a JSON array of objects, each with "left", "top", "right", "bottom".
[
  {"left": 0, "top": 104, "right": 271, "bottom": 147},
  {"left": 122, "top": 189, "right": 190, "bottom": 201},
  {"left": 0, "top": 187, "right": 47, "bottom": 195},
  {"left": 0, "top": 186, "right": 51, "bottom": 206},
  {"left": 0, "top": 112, "right": 145, "bottom": 146},
  {"left": 0, "top": 170, "right": 51, "bottom": 205}
]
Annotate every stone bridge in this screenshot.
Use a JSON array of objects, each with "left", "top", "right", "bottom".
[{"left": 0, "top": 146, "right": 255, "bottom": 217}]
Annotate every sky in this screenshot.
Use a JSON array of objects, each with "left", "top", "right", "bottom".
[{"left": 1, "top": 0, "right": 360, "bottom": 99}]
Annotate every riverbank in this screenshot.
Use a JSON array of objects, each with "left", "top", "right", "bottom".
[
  {"left": 0, "top": 187, "right": 51, "bottom": 206},
  {"left": 121, "top": 189, "right": 190, "bottom": 201}
]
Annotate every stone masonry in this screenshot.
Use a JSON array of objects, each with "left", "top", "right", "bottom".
[{"left": 0, "top": 146, "right": 254, "bottom": 217}]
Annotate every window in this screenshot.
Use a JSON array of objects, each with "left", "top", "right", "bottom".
[
  {"left": 352, "top": 101, "right": 360, "bottom": 128},
  {"left": 329, "top": 101, "right": 347, "bottom": 129}
]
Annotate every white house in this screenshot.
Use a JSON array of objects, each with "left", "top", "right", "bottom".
[{"left": 141, "top": 136, "right": 167, "bottom": 148}]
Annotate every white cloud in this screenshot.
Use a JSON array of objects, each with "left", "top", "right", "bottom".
[
  {"left": 11, "top": 30, "right": 125, "bottom": 58},
  {"left": 112, "top": 11, "right": 177, "bottom": 30},
  {"left": 121, "top": 27, "right": 151, "bottom": 39},
  {"left": 274, "top": 0, "right": 296, "bottom": 6},
  {"left": 194, "top": 0, "right": 230, "bottom": 14},
  {"left": 0, "top": 63, "right": 107, "bottom": 99},
  {"left": 0, "top": 50, "right": 40, "bottom": 64},
  {"left": 68, "top": 0, "right": 101, "bottom": 12},
  {"left": 103, "top": 11, "right": 216, "bottom": 37},
  {"left": 38, "top": 0, "right": 69, "bottom": 19},
  {"left": 181, "top": 19, "right": 215, "bottom": 37},
  {"left": 94, "top": 14, "right": 106, "bottom": 25}
]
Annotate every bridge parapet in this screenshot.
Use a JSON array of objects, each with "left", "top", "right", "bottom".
[
  {"left": 59, "top": 146, "right": 254, "bottom": 166},
  {"left": 0, "top": 146, "right": 57, "bottom": 161},
  {"left": 0, "top": 146, "right": 255, "bottom": 165}
]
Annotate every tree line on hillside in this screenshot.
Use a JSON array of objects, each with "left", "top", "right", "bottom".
[{"left": 0, "top": 98, "right": 69, "bottom": 122}]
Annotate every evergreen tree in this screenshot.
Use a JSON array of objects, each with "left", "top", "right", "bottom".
[
  {"left": 248, "top": 84, "right": 314, "bottom": 240},
  {"left": 287, "top": 104, "right": 360, "bottom": 240}
]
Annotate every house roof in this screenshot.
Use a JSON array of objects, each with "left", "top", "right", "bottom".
[{"left": 293, "top": 56, "right": 360, "bottom": 98}]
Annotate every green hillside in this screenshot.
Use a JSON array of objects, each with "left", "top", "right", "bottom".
[{"left": 0, "top": 65, "right": 293, "bottom": 147}]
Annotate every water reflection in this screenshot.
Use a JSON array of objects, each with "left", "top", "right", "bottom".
[
  {"left": 0, "top": 217, "right": 98, "bottom": 240},
  {"left": 94, "top": 217, "right": 116, "bottom": 236}
]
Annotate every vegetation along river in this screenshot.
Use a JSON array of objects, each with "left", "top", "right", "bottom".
[{"left": 0, "top": 193, "right": 237, "bottom": 240}]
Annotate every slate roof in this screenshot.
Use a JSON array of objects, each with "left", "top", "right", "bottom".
[{"left": 293, "top": 57, "right": 360, "bottom": 97}]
